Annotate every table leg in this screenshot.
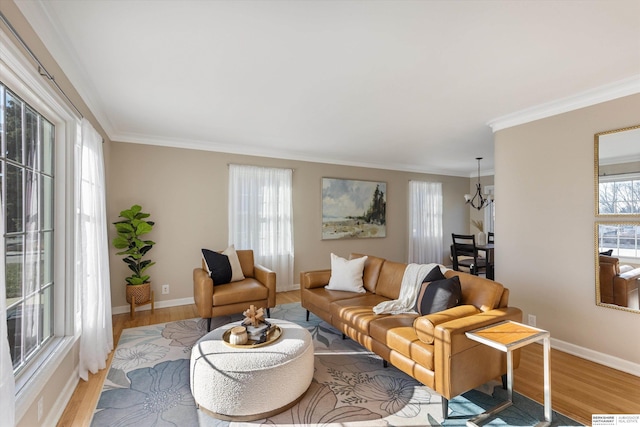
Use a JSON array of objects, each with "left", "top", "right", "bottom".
[
  {"left": 466, "top": 351, "right": 514, "bottom": 426},
  {"left": 545, "top": 336, "right": 552, "bottom": 421}
]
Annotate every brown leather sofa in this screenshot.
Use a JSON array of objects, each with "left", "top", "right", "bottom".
[
  {"left": 300, "top": 253, "right": 522, "bottom": 417},
  {"left": 193, "top": 249, "right": 276, "bottom": 330},
  {"left": 599, "top": 254, "right": 640, "bottom": 307}
]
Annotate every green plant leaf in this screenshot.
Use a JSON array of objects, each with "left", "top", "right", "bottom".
[
  {"left": 139, "top": 261, "right": 155, "bottom": 274},
  {"left": 136, "top": 222, "right": 153, "bottom": 235},
  {"left": 127, "top": 276, "right": 145, "bottom": 285},
  {"left": 114, "top": 222, "right": 134, "bottom": 233},
  {"left": 112, "top": 236, "right": 129, "bottom": 249}
]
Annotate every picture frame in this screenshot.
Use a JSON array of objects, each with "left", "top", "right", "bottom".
[{"left": 322, "top": 177, "right": 386, "bottom": 240}]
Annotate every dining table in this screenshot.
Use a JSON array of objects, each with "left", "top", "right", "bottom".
[{"left": 476, "top": 243, "right": 495, "bottom": 280}]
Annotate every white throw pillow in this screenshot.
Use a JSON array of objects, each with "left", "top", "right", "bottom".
[
  {"left": 325, "top": 253, "right": 368, "bottom": 293},
  {"left": 222, "top": 245, "right": 245, "bottom": 282}
]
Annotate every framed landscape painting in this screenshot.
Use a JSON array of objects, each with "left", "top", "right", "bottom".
[{"left": 322, "top": 178, "right": 386, "bottom": 240}]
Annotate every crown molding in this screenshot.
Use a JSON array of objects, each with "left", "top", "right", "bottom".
[
  {"left": 487, "top": 75, "right": 640, "bottom": 133},
  {"left": 112, "top": 131, "right": 471, "bottom": 178}
]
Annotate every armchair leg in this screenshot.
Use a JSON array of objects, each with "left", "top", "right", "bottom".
[
  {"left": 306, "top": 310, "right": 310, "bottom": 322},
  {"left": 502, "top": 373, "right": 507, "bottom": 390},
  {"left": 442, "top": 398, "right": 449, "bottom": 419},
  {"left": 383, "top": 360, "right": 388, "bottom": 368},
  {"left": 267, "top": 308, "right": 271, "bottom": 318},
  {"left": 207, "top": 318, "right": 212, "bottom": 332}
]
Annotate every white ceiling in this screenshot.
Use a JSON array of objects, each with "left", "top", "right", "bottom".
[{"left": 15, "top": 0, "right": 640, "bottom": 177}]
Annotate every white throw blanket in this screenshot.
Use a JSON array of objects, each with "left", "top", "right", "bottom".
[{"left": 372, "top": 263, "right": 440, "bottom": 315}]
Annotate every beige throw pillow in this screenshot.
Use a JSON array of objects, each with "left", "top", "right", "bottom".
[
  {"left": 222, "top": 245, "right": 245, "bottom": 282},
  {"left": 325, "top": 253, "right": 367, "bottom": 293}
]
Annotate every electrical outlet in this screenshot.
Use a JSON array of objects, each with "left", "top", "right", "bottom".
[
  {"left": 162, "top": 284, "right": 170, "bottom": 294},
  {"left": 38, "top": 397, "right": 43, "bottom": 421},
  {"left": 527, "top": 314, "right": 536, "bottom": 327}
]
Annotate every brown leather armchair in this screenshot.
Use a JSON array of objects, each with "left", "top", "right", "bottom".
[
  {"left": 599, "top": 254, "right": 640, "bottom": 307},
  {"left": 193, "top": 249, "right": 276, "bottom": 330}
]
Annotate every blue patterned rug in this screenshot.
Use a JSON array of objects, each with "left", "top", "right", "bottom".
[{"left": 91, "top": 302, "right": 582, "bottom": 426}]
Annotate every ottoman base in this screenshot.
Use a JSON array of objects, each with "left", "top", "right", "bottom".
[{"left": 196, "top": 389, "right": 307, "bottom": 421}]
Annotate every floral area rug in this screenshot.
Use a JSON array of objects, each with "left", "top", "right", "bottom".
[{"left": 92, "top": 303, "right": 582, "bottom": 427}]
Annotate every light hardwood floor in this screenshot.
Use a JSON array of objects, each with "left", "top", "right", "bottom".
[{"left": 57, "top": 291, "right": 640, "bottom": 426}]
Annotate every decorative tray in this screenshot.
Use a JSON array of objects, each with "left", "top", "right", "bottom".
[{"left": 222, "top": 324, "right": 282, "bottom": 348}]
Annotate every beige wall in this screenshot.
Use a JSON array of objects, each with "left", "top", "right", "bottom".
[
  {"left": 107, "top": 142, "right": 470, "bottom": 308},
  {"left": 495, "top": 93, "right": 640, "bottom": 368}
]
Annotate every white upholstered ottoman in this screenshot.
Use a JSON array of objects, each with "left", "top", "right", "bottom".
[{"left": 190, "top": 318, "right": 314, "bottom": 421}]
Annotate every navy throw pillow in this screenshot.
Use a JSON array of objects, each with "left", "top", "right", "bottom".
[
  {"left": 414, "top": 276, "right": 462, "bottom": 315},
  {"left": 422, "top": 265, "right": 446, "bottom": 283},
  {"left": 201, "top": 249, "right": 232, "bottom": 285}
]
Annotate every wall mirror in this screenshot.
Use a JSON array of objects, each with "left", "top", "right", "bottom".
[
  {"left": 595, "top": 222, "right": 640, "bottom": 313},
  {"left": 595, "top": 124, "right": 640, "bottom": 216}
]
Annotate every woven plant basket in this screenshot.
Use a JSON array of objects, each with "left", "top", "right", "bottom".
[{"left": 126, "top": 283, "right": 151, "bottom": 304}]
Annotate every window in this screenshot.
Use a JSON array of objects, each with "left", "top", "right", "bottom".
[
  {"left": 599, "top": 176, "right": 640, "bottom": 214},
  {"left": 484, "top": 185, "right": 495, "bottom": 233},
  {"left": 408, "top": 181, "right": 443, "bottom": 264},
  {"left": 228, "top": 165, "right": 294, "bottom": 291},
  {"left": 598, "top": 224, "right": 640, "bottom": 260},
  {"left": 2, "top": 84, "right": 55, "bottom": 374}
]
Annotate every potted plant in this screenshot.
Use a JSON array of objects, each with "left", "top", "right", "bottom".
[{"left": 113, "top": 204, "right": 156, "bottom": 304}]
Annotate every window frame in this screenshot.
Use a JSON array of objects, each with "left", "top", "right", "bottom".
[
  {"left": 598, "top": 174, "right": 640, "bottom": 215},
  {"left": 1, "top": 29, "right": 78, "bottom": 420}
]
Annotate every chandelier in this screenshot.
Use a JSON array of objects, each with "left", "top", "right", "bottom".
[{"left": 464, "top": 157, "right": 493, "bottom": 210}]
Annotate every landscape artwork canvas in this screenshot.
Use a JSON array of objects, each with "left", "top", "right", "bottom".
[{"left": 322, "top": 178, "right": 386, "bottom": 239}]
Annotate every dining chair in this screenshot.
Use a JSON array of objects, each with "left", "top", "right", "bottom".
[{"left": 451, "top": 233, "right": 487, "bottom": 276}]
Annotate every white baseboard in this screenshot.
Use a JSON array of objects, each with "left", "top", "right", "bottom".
[
  {"left": 551, "top": 337, "right": 640, "bottom": 377},
  {"left": 112, "top": 297, "right": 195, "bottom": 315}
]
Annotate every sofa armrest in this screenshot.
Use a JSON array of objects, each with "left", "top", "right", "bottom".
[
  {"left": 414, "top": 305, "right": 481, "bottom": 344},
  {"left": 434, "top": 307, "right": 523, "bottom": 355},
  {"left": 193, "top": 267, "right": 214, "bottom": 318},
  {"left": 300, "top": 270, "right": 331, "bottom": 289},
  {"left": 433, "top": 306, "right": 523, "bottom": 399},
  {"left": 254, "top": 264, "right": 276, "bottom": 308}
]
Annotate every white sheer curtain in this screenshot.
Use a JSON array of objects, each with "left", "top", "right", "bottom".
[
  {"left": 228, "top": 165, "right": 294, "bottom": 291},
  {"left": 408, "top": 181, "right": 443, "bottom": 264},
  {"left": 1, "top": 194, "right": 15, "bottom": 427},
  {"left": 484, "top": 185, "right": 495, "bottom": 233},
  {"left": 76, "top": 119, "right": 113, "bottom": 381}
]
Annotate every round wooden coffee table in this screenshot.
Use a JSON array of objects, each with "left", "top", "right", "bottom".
[{"left": 190, "top": 318, "right": 314, "bottom": 421}]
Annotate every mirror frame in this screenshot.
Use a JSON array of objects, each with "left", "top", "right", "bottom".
[
  {"left": 595, "top": 221, "right": 640, "bottom": 314},
  {"left": 594, "top": 124, "right": 640, "bottom": 216}
]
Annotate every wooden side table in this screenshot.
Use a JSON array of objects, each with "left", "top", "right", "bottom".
[{"left": 466, "top": 320, "right": 551, "bottom": 427}]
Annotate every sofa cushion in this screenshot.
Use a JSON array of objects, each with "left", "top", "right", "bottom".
[
  {"left": 201, "top": 249, "right": 232, "bottom": 285},
  {"left": 414, "top": 305, "right": 481, "bottom": 344},
  {"left": 326, "top": 253, "right": 368, "bottom": 293},
  {"left": 375, "top": 261, "right": 407, "bottom": 300},
  {"left": 445, "top": 270, "right": 504, "bottom": 311},
  {"left": 350, "top": 253, "right": 386, "bottom": 293},
  {"left": 414, "top": 276, "right": 461, "bottom": 315},
  {"left": 222, "top": 245, "right": 245, "bottom": 282},
  {"left": 302, "top": 287, "right": 366, "bottom": 319},
  {"left": 369, "top": 315, "right": 434, "bottom": 370},
  {"left": 211, "top": 278, "right": 268, "bottom": 306},
  {"left": 330, "top": 294, "right": 391, "bottom": 334}
]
